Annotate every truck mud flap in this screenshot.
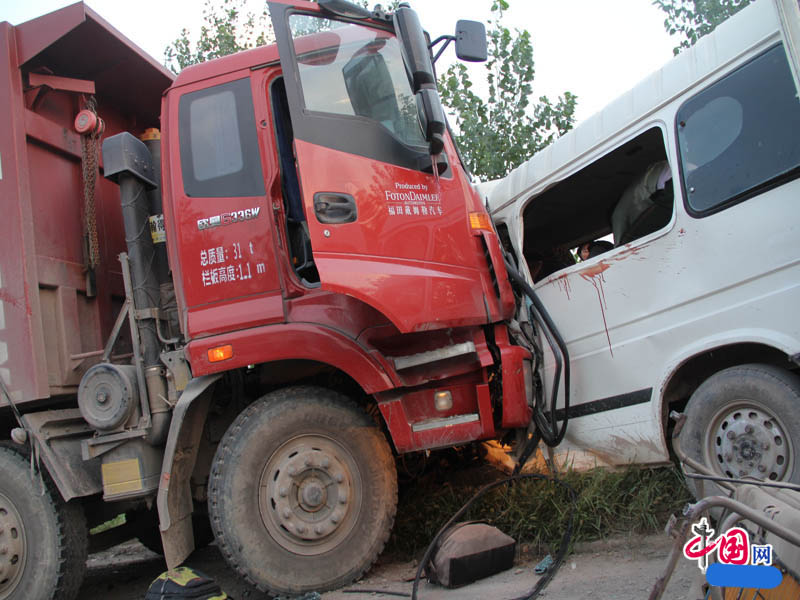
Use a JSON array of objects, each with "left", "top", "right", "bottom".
[{"left": 156, "top": 373, "right": 221, "bottom": 569}]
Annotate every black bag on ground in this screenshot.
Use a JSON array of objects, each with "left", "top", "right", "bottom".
[
  {"left": 145, "top": 566, "right": 229, "bottom": 599},
  {"left": 426, "top": 521, "right": 516, "bottom": 588}
]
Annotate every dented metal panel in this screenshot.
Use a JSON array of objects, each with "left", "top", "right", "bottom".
[{"left": 487, "top": 0, "right": 800, "bottom": 470}]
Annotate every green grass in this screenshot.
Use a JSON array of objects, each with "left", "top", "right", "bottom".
[
  {"left": 89, "top": 513, "right": 127, "bottom": 535},
  {"left": 386, "top": 457, "right": 691, "bottom": 560}
]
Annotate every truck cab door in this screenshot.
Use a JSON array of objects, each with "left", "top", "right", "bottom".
[{"left": 267, "top": 2, "right": 495, "bottom": 333}]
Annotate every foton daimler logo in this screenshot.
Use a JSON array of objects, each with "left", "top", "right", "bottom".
[{"left": 197, "top": 207, "right": 261, "bottom": 231}]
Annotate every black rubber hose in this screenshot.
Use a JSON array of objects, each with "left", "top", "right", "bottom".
[
  {"left": 503, "top": 259, "right": 571, "bottom": 447},
  {"left": 512, "top": 430, "right": 542, "bottom": 477}
]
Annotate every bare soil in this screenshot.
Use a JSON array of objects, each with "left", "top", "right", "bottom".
[{"left": 79, "top": 532, "right": 700, "bottom": 600}]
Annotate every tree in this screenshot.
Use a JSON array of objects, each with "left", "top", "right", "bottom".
[
  {"left": 164, "top": 0, "right": 575, "bottom": 181},
  {"left": 438, "top": 0, "right": 576, "bottom": 180},
  {"left": 164, "top": 0, "right": 271, "bottom": 73},
  {"left": 653, "top": 0, "right": 752, "bottom": 55},
  {"left": 164, "top": 0, "right": 396, "bottom": 73}
]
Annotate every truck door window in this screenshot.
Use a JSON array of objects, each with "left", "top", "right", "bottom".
[
  {"left": 288, "top": 14, "right": 427, "bottom": 150},
  {"left": 677, "top": 43, "right": 800, "bottom": 215},
  {"left": 521, "top": 128, "right": 671, "bottom": 282},
  {"left": 179, "top": 78, "right": 265, "bottom": 198}
]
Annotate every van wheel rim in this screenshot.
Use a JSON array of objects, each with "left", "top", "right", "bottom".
[
  {"left": 0, "top": 493, "right": 26, "bottom": 597},
  {"left": 259, "top": 434, "right": 361, "bottom": 556},
  {"left": 708, "top": 401, "right": 792, "bottom": 482}
]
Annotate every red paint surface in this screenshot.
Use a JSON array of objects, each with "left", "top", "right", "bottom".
[
  {"left": 1, "top": 9, "right": 173, "bottom": 403},
  {"left": 292, "top": 139, "right": 504, "bottom": 333},
  {"left": 5, "top": 3, "right": 533, "bottom": 459},
  {"left": 188, "top": 322, "right": 396, "bottom": 393}
]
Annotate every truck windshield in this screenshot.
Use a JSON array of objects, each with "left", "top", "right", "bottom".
[{"left": 288, "top": 14, "right": 426, "bottom": 149}]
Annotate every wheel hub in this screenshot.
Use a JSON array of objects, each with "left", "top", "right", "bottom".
[
  {"left": 712, "top": 404, "right": 791, "bottom": 481},
  {"left": 259, "top": 435, "right": 361, "bottom": 556},
  {"left": 0, "top": 493, "right": 25, "bottom": 596},
  {"left": 299, "top": 478, "right": 326, "bottom": 511}
]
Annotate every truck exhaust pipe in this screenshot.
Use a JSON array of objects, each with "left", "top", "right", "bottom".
[{"left": 92, "top": 132, "right": 170, "bottom": 444}]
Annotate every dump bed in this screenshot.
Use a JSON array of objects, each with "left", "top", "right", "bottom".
[{"left": 0, "top": 3, "right": 173, "bottom": 406}]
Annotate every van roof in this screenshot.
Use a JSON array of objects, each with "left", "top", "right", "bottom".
[{"left": 483, "top": 0, "right": 785, "bottom": 214}]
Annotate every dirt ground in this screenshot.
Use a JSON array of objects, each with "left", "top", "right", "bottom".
[{"left": 78, "top": 532, "right": 700, "bottom": 600}]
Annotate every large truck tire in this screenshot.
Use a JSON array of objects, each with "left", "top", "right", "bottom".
[
  {"left": 0, "top": 445, "right": 87, "bottom": 600},
  {"left": 208, "top": 386, "right": 397, "bottom": 596},
  {"left": 683, "top": 363, "right": 800, "bottom": 499}
]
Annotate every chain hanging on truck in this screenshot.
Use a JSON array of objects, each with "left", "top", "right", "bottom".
[{"left": 75, "top": 96, "right": 105, "bottom": 297}]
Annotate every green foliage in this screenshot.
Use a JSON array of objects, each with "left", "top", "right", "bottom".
[
  {"left": 163, "top": 1, "right": 400, "bottom": 73},
  {"left": 653, "top": 0, "right": 753, "bottom": 55},
  {"left": 164, "top": 0, "right": 272, "bottom": 73},
  {"left": 164, "top": 0, "right": 574, "bottom": 181},
  {"left": 439, "top": 1, "right": 576, "bottom": 181},
  {"left": 388, "top": 464, "right": 691, "bottom": 559}
]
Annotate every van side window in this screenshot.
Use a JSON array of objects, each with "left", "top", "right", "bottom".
[
  {"left": 522, "top": 127, "right": 671, "bottom": 282},
  {"left": 179, "top": 78, "right": 266, "bottom": 198},
  {"left": 677, "top": 44, "right": 800, "bottom": 215}
]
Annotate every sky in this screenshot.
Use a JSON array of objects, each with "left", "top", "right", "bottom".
[{"left": 1, "top": 0, "right": 678, "bottom": 123}]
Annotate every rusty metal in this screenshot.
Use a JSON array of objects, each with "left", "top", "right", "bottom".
[{"left": 79, "top": 97, "right": 101, "bottom": 274}]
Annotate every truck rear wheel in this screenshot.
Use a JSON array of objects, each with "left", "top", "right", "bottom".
[
  {"left": 683, "top": 364, "right": 800, "bottom": 498},
  {"left": 0, "top": 446, "right": 87, "bottom": 600},
  {"left": 208, "top": 387, "right": 397, "bottom": 596}
]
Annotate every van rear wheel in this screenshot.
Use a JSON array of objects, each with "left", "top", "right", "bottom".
[
  {"left": 683, "top": 364, "right": 800, "bottom": 498},
  {"left": 208, "top": 387, "right": 397, "bottom": 596}
]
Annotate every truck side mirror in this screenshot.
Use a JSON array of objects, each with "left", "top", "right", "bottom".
[{"left": 455, "top": 20, "right": 487, "bottom": 62}]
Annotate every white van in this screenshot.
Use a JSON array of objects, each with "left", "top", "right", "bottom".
[{"left": 486, "top": 0, "right": 800, "bottom": 486}]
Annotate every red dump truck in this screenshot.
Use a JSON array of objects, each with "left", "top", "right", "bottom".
[
  {"left": 6, "top": 1, "right": 798, "bottom": 599},
  {"left": 0, "top": 1, "right": 554, "bottom": 598}
]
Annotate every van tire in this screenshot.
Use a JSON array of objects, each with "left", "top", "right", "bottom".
[
  {"left": 0, "top": 445, "right": 87, "bottom": 600},
  {"left": 207, "top": 386, "right": 397, "bottom": 596},
  {"left": 683, "top": 364, "right": 800, "bottom": 499}
]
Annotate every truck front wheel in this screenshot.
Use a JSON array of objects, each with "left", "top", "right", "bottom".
[
  {"left": 208, "top": 386, "right": 397, "bottom": 596},
  {"left": 683, "top": 363, "right": 800, "bottom": 498},
  {"left": 0, "top": 446, "right": 87, "bottom": 600}
]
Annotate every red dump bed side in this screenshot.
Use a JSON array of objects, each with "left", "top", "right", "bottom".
[{"left": 0, "top": 2, "right": 173, "bottom": 406}]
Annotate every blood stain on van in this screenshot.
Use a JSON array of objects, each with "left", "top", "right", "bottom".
[
  {"left": 554, "top": 274, "right": 572, "bottom": 299},
  {"left": 580, "top": 262, "right": 613, "bottom": 356}
]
